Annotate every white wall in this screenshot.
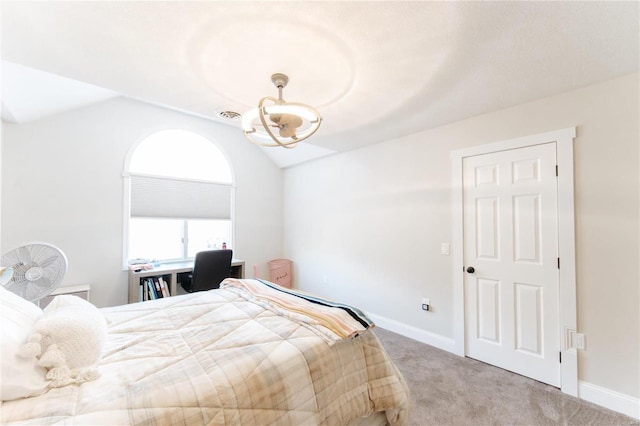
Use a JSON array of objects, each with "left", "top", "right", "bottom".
[
  {"left": 284, "top": 74, "right": 639, "bottom": 400},
  {"left": 1, "top": 97, "right": 283, "bottom": 308}
]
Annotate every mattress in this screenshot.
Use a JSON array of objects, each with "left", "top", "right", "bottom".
[{"left": 2, "top": 286, "right": 409, "bottom": 425}]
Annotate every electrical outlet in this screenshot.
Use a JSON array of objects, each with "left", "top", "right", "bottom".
[
  {"left": 569, "top": 330, "right": 586, "bottom": 350},
  {"left": 421, "top": 298, "right": 430, "bottom": 311},
  {"left": 573, "top": 333, "right": 586, "bottom": 350}
]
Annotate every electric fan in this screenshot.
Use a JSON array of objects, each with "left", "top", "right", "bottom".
[{"left": 0, "top": 243, "right": 68, "bottom": 302}]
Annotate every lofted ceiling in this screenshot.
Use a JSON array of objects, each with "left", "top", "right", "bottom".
[{"left": 1, "top": 1, "right": 638, "bottom": 167}]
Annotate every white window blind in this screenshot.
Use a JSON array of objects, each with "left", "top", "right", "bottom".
[{"left": 130, "top": 175, "right": 231, "bottom": 220}]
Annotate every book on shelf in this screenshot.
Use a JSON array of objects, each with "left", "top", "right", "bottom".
[
  {"left": 147, "top": 279, "right": 158, "bottom": 300},
  {"left": 159, "top": 277, "right": 170, "bottom": 297},
  {"left": 148, "top": 279, "right": 152, "bottom": 299},
  {"left": 137, "top": 275, "right": 171, "bottom": 302},
  {"left": 153, "top": 277, "right": 163, "bottom": 299},
  {"left": 139, "top": 279, "right": 149, "bottom": 301}
]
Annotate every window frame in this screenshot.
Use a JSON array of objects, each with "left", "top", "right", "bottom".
[
  {"left": 122, "top": 129, "right": 235, "bottom": 269},
  {"left": 128, "top": 216, "right": 233, "bottom": 262}
]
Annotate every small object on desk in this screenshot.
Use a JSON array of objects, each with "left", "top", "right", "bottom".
[{"left": 128, "top": 264, "right": 153, "bottom": 272}]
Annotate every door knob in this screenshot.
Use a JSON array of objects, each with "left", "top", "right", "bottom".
[{"left": 466, "top": 266, "right": 475, "bottom": 274}]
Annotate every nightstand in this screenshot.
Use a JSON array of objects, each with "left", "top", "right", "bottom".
[{"left": 38, "top": 284, "right": 91, "bottom": 308}]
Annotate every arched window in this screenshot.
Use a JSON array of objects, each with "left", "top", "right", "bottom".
[{"left": 126, "top": 130, "right": 234, "bottom": 263}]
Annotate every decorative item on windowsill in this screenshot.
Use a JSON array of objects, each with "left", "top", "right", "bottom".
[{"left": 241, "top": 73, "right": 322, "bottom": 149}]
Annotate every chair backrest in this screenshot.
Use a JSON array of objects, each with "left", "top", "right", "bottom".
[{"left": 191, "top": 249, "right": 233, "bottom": 292}]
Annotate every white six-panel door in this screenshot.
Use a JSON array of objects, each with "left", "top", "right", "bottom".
[{"left": 463, "top": 142, "right": 560, "bottom": 386}]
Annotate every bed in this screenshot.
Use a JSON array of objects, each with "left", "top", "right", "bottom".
[{"left": 1, "top": 278, "right": 409, "bottom": 425}]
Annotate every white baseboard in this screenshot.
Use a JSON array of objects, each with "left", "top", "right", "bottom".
[
  {"left": 367, "top": 312, "right": 456, "bottom": 354},
  {"left": 367, "top": 313, "right": 639, "bottom": 420},
  {"left": 579, "top": 381, "right": 640, "bottom": 420}
]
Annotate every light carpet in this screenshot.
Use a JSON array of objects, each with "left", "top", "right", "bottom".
[{"left": 374, "top": 327, "right": 638, "bottom": 425}]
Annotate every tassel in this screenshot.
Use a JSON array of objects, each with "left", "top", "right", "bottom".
[
  {"left": 38, "top": 344, "right": 66, "bottom": 368},
  {"left": 46, "top": 365, "right": 71, "bottom": 382},
  {"left": 18, "top": 333, "right": 43, "bottom": 358},
  {"left": 75, "top": 368, "right": 101, "bottom": 383},
  {"left": 49, "top": 376, "right": 73, "bottom": 388}
]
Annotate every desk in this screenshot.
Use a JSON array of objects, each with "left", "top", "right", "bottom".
[{"left": 128, "top": 259, "right": 244, "bottom": 303}]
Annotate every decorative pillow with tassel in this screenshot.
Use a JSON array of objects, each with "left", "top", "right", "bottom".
[{"left": 19, "top": 295, "right": 107, "bottom": 388}]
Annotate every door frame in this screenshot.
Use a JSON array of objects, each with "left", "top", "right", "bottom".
[{"left": 451, "top": 127, "right": 578, "bottom": 396}]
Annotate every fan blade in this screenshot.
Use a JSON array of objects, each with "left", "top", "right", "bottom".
[
  {"left": 37, "top": 255, "right": 58, "bottom": 269},
  {"left": 269, "top": 113, "right": 283, "bottom": 124},
  {"left": 273, "top": 113, "right": 303, "bottom": 138},
  {"left": 16, "top": 246, "right": 32, "bottom": 265},
  {"left": 279, "top": 126, "right": 297, "bottom": 138},
  {"left": 269, "top": 113, "right": 303, "bottom": 127},
  {"left": 279, "top": 114, "right": 303, "bottom": 127}
]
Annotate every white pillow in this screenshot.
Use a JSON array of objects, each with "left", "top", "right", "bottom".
[
  {"left": 21, "top": 295, "right": 107, "bottom": 388},
  {"left": 0, "top": 286, "right": 49, "bottom": 401}
]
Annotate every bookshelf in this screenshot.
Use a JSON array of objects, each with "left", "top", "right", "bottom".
[{"left": 127, "top": 259, "right": 245, "bottom": 303}]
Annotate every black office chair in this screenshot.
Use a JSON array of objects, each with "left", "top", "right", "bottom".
[{"left": 181, "top": 249, "right": 233, "bottom": 293}]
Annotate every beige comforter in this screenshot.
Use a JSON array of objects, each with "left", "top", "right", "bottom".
[{"left": 2, "top": 288, "right": 409, "bottom": 425}]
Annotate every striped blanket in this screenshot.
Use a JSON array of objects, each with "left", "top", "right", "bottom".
[{"left": 221, "top": 278, "right": 374, "bottom": 344}]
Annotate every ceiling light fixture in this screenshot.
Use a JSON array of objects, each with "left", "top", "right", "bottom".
[{"left": 241, "top": 73, "right": 322, "bottom": 149}]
